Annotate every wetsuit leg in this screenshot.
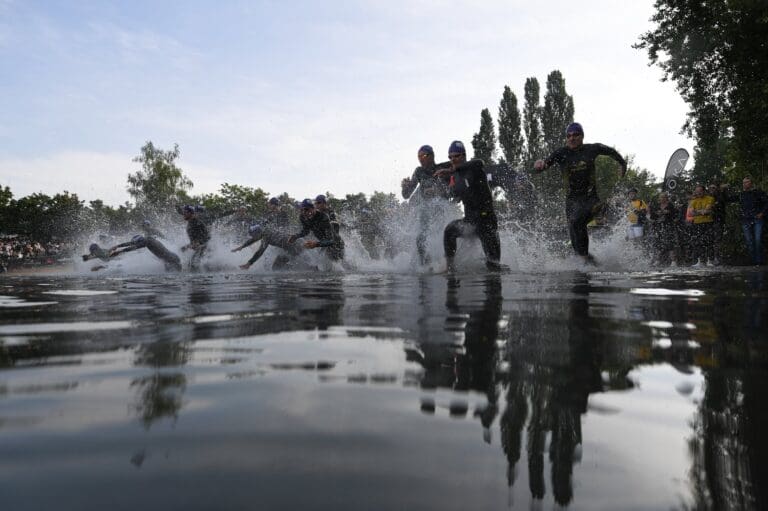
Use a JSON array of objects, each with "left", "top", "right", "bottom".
[
  {"left": 566, "top": 197, "right": 597, "bottom": 256},
  {"left": 443, "top": 219, "right": 463, "bottom": 259},
  {"left": 190, "top": 245, "right": 207, "bottom": 271},
  {"left": 416, "top": 208, "right": 429, "bottom": 264},
  {"left": 146, "top": 238, "right": 182, "bottom": 271},
  {"left": 477, "top": 215, "right": 501, "bottom": 263}
]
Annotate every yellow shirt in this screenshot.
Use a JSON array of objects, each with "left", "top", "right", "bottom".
[
  {"left": 688, "top": 195, "right": 714, "bottom": 224},
  {"left": 627, "top": 199, "right": 648, "bottom": 224}
]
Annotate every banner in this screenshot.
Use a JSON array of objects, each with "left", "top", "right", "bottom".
[{"left": 663, "top": 148, "right": 689, "bottom": 191}]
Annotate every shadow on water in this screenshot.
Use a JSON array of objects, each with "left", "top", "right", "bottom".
[{"left": 0, "top": 269, "right": 767, "bottom": 509}]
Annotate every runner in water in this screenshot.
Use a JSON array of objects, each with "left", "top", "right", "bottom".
[
  {"left": 401, "top": 144, "right": 451, "bottom": 265},
  {"left": 533, "top": 122, "right": 627, "bottom": 264},
  {"left": 314, "top": 195, "right": 341, "bottom": 236},
  {"left": 82, "top": 235, "right": 181, "bottom": 272},
  {"left": 109, "top": 235, "right": 182, "bottom": 271},
  {"left": 233, "top": 222, "right": 302, "bottom": 270},
  {"left": 435, "top": 140, "right": 503, "bottom": 272},
  {"left": 180, "top": 204, "right": 211, "bottom": 270},
  {"left": 288, "top": 199, "right": 345, "bottom": 262}
]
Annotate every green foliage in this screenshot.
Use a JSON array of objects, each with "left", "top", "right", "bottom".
[
  {"left": 471, "top": 108, "right": 497, "bottom": 164},
  {"left": 2, "top": 191, "right": 86, "bottom": 240},
  {"left": 497, "top": 86, "right": 524, "bottom": 168},
  {"left": 636, "top": 0, "right": 768, "bottom": 185},
  {"left": 127, "top": 142, "right": 193, "bottom": 212},
  {"left": 538, "top": 70, "right": 576, "bottom": 202},
  {"left": 523, "top": 77, "right": 544, "bottom": 170},
  {"left": 542, "top": 70, "right": 575, "bottom": 156},
  {"left": 193, "top": 183, "right": 269, "bottom": 219}
]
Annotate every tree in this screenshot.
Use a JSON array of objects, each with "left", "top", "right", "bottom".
[
  {"left": 636, "top": 1, "right": 768, "bottom": 186},
  {"left": 540, "top": 70, "right": 575, "bottom": 200},
  {"left": 497, "top": 86, "right": 525, "bottom": 169},
  {"left": 127, "top": 142, "right": 193, "bottom": 211},
  {"left": 523, "top": 77, "right": 544, "bottom": 170},
  {"left": 472, "top": 108, "right": 497, "bottom": 164},
  {"left": 542, "top": 70, "right": 575, "bottom": 156}
]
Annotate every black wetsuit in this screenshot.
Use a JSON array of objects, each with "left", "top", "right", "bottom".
[
  {"left": 243, "top": 226, "right": 301, "bottom": 269},
  {"left": 543, "top": 143, "right": 626, "bottom": 256},
  {"left": 263, "top": 209, "right": 291, "bottom": 230},
  {"left": 403, "top": 162, "right": 452, "bottom": 264},
  {"left": 443, "top": 159, "right": 501, "bottom": 266},
  {"left": 113, "top": 237, "right": 182, "bottom": 271},
  {"left": 186, "top": 216, "right": 210, "bottom": 269},
  {"left": 649, "top": 202, "right": 679, "bottom": 256},
  {"left": 294, "top": 211, "right": 344, "bottom": 261}
]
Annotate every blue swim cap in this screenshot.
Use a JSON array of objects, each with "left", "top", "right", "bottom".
[
  {"left": 142, "top": 219, "right": 151, "bottom": 226},
  {"left": 182, "top": 205, "right": 195, "bottom": 214},
  {"left": 89, "top": 243, "right": 99, "bottom": 253},
  {"left": 565, "top": 122, "right": 583, "bottom": 135},
  {"left": 418, "top": 145, "right": 434, "bottom": 155},
  {"left": 314, "top": 194, "right": 327, "bottom": 204},
  {"left": 268, "top": 197, "right": 280, "bottom": 206},
  {"left": 448, "top": 140, "right": 466, "bottom": 155},
  {"left": 299, "top": 198, "right": 315, "bottom": 209}
]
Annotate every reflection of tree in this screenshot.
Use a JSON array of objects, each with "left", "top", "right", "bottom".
[
  {"left": 685, "top": 272, "right": 768, "bottom": 511},
  {"left": 131, "top": 340, "right": 190, "bottom": 429}
]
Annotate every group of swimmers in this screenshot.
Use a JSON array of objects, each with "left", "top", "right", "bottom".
[{"left": 84, "top": 122, "right": 629, "bottom": 272}]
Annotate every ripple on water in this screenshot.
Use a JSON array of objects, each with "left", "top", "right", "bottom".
[
  {"left": 0, "top": 296, "right": 58, "bottom": 308},
  {"left": 0, "top": 321, "right": 135, "bottom": 335},
  {"left": 42, "top": 290, "right": 118, "bottom": 296},
  {"left": 630, "top": 288, "right": 705, "bottom": 297}
]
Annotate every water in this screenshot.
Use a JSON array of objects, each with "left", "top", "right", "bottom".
[{"left": 1, "top": 267, "right": 767, "bottom": 510}]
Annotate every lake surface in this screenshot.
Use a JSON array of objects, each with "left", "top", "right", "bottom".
[{"left": 1, "top": 268, "right": 766, "bottom": 510}]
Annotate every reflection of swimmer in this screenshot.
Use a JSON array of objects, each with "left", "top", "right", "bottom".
[{"left": 233, "top": 223, "right": 302, "bottom": 270}]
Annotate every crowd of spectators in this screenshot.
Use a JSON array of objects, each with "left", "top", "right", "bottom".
[
  {"left": 625, "top": 176, "right": 767, "bottom": 266},
  {"left": 0, "top": 236, "right": 74, "bottom": 272}
]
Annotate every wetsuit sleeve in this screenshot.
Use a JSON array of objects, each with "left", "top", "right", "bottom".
[
  {"left": 247, "top": 241, "right": 268, "bottom": 265},
  {"left": 543, "top": 148, "right": 566, "bottom": 169},
  {"left": 402, "top": 168, "right": 419, "bottom": 199},
  {"left": 240, "top": 237, "right": 258, "bottom": 249},
  {"left": 594, "top": 143, "right": 627, "bottom": 167},
  {"left": 293, "top": 220, "right": 310, "bottom": 239}
]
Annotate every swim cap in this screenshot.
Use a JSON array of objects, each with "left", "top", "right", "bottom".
[
  {"left": 194, "top": 205, "right": 205, "bottom": 212},
  {"left": 131, "top": 235, "right": 145, "bottom": 245},
  {"left": 89, "top": 243, "right": 99, "bottom": 253},
  {"left": 418, "top": 145, "right": 434, "bottom": 155},
  {"left": 299, "top": 198, "right": 315, "bottom": 209},
  {"left": 142, "top": 219, "right": 151, "bottom": 226},
  {"left": 565, "top": 122, "right": 583, "bottom": 135},
  {"left": 314, "top": 194, "right": 327, "bottom": 204},
  {"left": 268, "top": 197, "right": 280, "bottom": 206},
  {"left": 182, "top": 205, "right": 195, "bottom": 214},
  {"left": 448, "top": 140, "right": 466, "bottom": 155}
]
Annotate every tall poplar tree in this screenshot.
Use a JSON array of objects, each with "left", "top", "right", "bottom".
[
  {"left": 472, "top": 108, "right": 497, "bottom": 164},
  {"left": 523, "top": 77, "right": 544, "bottom": 170},
  {"left": 498, "top": 86, "right": 525, "bottom": 169},
  {"left": 540, "top": 70, "right": 575, "bottom": 198},
  {"left": 542, "top": 70, "right": 575, "bottom": 155}
]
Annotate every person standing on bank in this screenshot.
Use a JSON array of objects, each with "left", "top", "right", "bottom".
[
  {"left": 533, "top": 122, "right": 627, "bottom": 264},
  {"left": 435, "top": 140, "right": 502, "bottom": 272},
  {"left": 401, "top": 144, "right": 451, "bottom": 265}
]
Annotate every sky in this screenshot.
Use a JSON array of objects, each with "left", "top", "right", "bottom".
[{"left": 0, "top": 0, "right": 692, "bottom": 206}]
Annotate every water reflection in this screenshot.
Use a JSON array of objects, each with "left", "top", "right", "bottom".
[{"left": 1, "top": 271, "right": 768, "bottom": 509}]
